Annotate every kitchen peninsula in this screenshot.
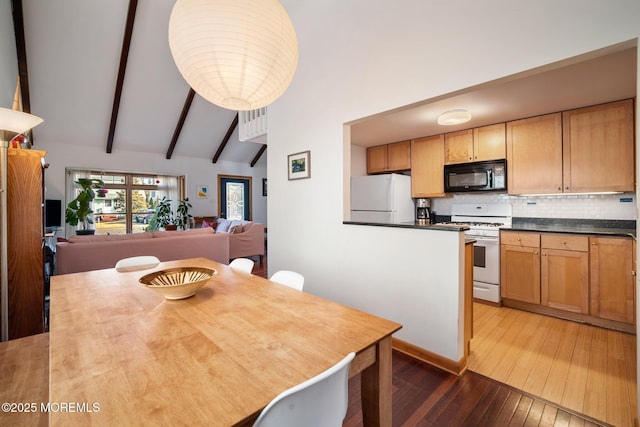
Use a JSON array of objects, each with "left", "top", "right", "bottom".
[{"left": 344, "top": 220, "right": 473, "bottom": 373}]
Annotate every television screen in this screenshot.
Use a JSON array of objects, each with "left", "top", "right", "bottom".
[{"left": 45, "top": 199, "right": 62, "bottom": 229}]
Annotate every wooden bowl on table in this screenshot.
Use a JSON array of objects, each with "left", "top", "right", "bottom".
[{"left": 139, "top": 267, "right": 217, "bottom": 300}]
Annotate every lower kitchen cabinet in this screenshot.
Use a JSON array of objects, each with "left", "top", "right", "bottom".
[
  {"left": 501, "top": 230, "right": 636, "bottom": 330},
  {"left": 590, "top": 236, "right": 635, "bottom": 324},
  {"left": 540, "top": 234, "right": 589, "bottom": 314},
  {"left": 500, "top": 232, "right": 540, "bottom": 304}
]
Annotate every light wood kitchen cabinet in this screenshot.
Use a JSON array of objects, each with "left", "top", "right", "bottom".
[
  {"left": 444, "top": 129, "right": 473, "bottom": 164},
  {"left": 500, "top": 231, "right": 541, "bottom": 304},
  {"left": 562, "top": 99, "right": 635, "bottom": 193},
  {"left": 366, "top": 140, "right": 411, "bottom": 174},
  {"left": 540, "top": 234, "right": 589, "bottom": 314},
  {"left": 507, "top": 113, "right": 563, "bottom": 194},
  {"left": 445, "top": 123, "right": 506, "bottom": 164},
  {"left": 411, "top": 135, "right": 445, "bottom": 198},
  {"left": 366, "top": 145, "right": 388, "bottom": 173},
  {"left": 590, "top": 236, "right": 635, "bottom": 324}
]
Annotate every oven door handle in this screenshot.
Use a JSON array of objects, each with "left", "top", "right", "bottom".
[{"left": 470, "top": 237, "right": 499, "bottom": 245}]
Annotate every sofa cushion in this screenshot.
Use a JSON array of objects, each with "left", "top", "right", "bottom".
[{"left": 68, "top": 233, "right": 153, "bottom": 243}]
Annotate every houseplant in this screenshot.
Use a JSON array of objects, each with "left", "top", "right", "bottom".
[
  {"left": 175, "top": 198, "right": 192, "bottom": 230},
  {"left": 146, "top": 197, "right": 192, "bottom": 231},
  {"left": 65, "top": 178, "right": 105, "bottom": 235},
  {"left": 146, "top": 196, "right": 173, "bottom": 231}
]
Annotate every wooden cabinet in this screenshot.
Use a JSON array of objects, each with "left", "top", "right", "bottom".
[
  {"left": 562, "top": 99, "right": 635, "bottom": 193},
  {"left": 4, "top": 148, "right": 46, "bottom": 339},
  {"left": 500, "top": 231, "right": 540, "bottom": 304},
  {"left": 507, "top": 113, "right": 563, "bottom": 194},
  {"left": 444, "top": 129, "right": 473, "bottom": 164},
  {"left": 366, "top": 140, "right": 411, "bottom": 174},
  {"left": 411, "top": 135, "right": 445, "bottom": 198},
  {"left": 507, "top": 99, "right": 635, "bottom": 195},
  {"left": 540, "top": 234, "right": 589, "bottom": 314},
  {"left": 445, "top": 123, "right": 506, "bottom": 164},
  {"left": 590, "top": 236, "right": 635, "bottom": 324},
  {"left": 501, "top": 230, "right": 636, "bottom": 329},
  {"left": 366, "top": 145, "right": 387, "bottom": 173},
  {"left": 464, "top": 241, "right": 473, "bottom": 357}
]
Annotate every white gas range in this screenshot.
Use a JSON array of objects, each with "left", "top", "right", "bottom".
[{"left": 440, "top": 204, "right": 512, "bottom": 303}]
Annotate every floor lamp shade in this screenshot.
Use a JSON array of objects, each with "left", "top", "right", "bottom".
[
  {"left": 0, "top": 108, "right": 44, "bottom": 134},
  {"left": 168, "top": 0, "right": 299, "bottom": 111}
]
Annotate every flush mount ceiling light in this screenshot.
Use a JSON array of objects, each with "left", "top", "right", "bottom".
[
  {"left": 168, "top": 0, "right": 299, "bottom": 111},
  {"left": 437, "top": 109, "right": 472, "bottom": 126}
]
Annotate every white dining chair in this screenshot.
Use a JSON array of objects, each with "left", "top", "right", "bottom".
[
  {"left": 252, "top": 352, "right": 355, "bottom": 427},
  {"left": 269, "top": 270, "right": 304, "bottom": 291},
  {"left": 115, "top": 256, "right": 160, "bottom": 272},
  {"left": 229, "top": 257, "right": 255, "bottom": 274}
]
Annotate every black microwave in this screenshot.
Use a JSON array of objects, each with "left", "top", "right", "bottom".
[{"left": 444, "top": 159, "right": 507, "bottom": 193}]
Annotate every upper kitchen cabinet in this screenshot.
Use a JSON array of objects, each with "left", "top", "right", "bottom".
[
  {"left": 507, "top": 113, "right": 563, "bottom": 194},
  {"left": 445, "top": 124, "right": 506, "bottom": 164},
  {"left": 366, "top": 140, "right": 411, "bottom": 174},
  {"left": 562, "top": 99, "right": 635, "bottom": 193},
  {"left": 411, "top": 135, "right": 445, "bottom": 198}
]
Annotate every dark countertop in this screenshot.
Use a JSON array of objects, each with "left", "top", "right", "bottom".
[
  {"left": 502, "top": 218, "right": 636, "bottom": 238},
  {"left": 343, "top": 220, "right": 469, "bottom": 232}
]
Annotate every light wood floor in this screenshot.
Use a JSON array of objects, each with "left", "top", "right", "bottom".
[{"left": 468, "top": 302, "right": 637, "bottom": 427}]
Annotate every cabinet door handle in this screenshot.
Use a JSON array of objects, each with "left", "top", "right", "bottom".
[
  {"left": 542, "top": 252, "right": 547, "bottom": 256},
  {"left": 534, "top": 251, "right": 539, "bottom": 255},
  {"left": 562, "top": 241, "right": 567, "bottom": 245}
]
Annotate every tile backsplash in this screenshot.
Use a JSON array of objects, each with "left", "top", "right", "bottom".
[{"left": 431, "top": 192, "right": 637, "bottom": 220}]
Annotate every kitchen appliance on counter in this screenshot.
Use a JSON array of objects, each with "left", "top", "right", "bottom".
[
  {"left": 350, "top": 174, "right": 414, "bottom": 223},
  {"left": 415, "top": 198, "right": 431, "bottom": 225},
  {"left": 439, "top": 203, "right": 512, "bottom": 303},
  {"left": 444, "top": 159, "right": 506, "bottom": 193}
]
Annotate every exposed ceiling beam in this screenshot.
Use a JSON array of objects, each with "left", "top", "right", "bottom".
[
  {"left": 11, "top": 0, "right": 30, "bottom": 113},
  {"left": 250, "top": 144, "right": 267, "bottom": 167},
  {"left": 11, "top": 0, "right": 34, "bottom": 143},
  {"left": 106, "top": 0, "right": 138, "bottom": 154},
  {"left": 211, "top": 113, "right": 239, "bottom": 163},
  {"left": 166, "top": 88, "right": 195, "bottom": 159}
]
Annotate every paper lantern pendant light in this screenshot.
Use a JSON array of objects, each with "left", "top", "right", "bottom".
[{"left": 168, "top": 0, "right": 299, "bottom": 111}]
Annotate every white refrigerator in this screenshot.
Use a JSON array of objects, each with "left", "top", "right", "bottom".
[{"left": 350, "top": 174, "right": 414, "bottom": 223}]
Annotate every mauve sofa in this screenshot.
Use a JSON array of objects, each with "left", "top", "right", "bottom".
[{"left": 56, "top": 228, "right": 229, "bottom": 275}]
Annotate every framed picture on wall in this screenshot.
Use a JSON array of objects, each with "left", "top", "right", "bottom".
[
  {"left": 197, "top": 185, "right": 208, "bottom": 198},
  {"left": 287, "top": 151, "right": 311, "bottom": 180}
]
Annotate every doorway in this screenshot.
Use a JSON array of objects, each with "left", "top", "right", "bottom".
[{"left": 218, "top": 175, "right": 252, "bottom": 220}]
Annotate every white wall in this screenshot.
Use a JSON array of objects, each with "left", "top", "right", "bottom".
[
  {"left": 38, "top": 140, "right": 267, "bottom": 228},
  {"left": 270, "top": 0, "right": 640, "bottom": 362}
]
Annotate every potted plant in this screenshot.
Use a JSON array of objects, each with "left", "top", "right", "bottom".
[
  {"left": 65, "top": 178, "right": 105, "bottom": 235},
  {"left": 146, "top": 196, "right": 173, "bottom": 231},
  {"left": 175, "top": 198, "right": 192, "bottom": 230},
  {"left": 146, "top": 197, "right": 192, "bottom": 231}
]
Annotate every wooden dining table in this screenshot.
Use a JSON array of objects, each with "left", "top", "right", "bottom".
[{"left": 49, "top": 257, "right": 402, "bottom": 426}]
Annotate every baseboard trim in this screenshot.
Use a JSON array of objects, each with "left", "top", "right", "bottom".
[{"left": 392, "top": 337, "right": 467, "bottom": 376}]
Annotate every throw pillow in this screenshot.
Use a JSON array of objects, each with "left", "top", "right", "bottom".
[
  {"left": 215, "top": 218, "right": 231, "bottom": 233},
  {"left": 202, "top": 219, "right": 218, "bottom": 229}
]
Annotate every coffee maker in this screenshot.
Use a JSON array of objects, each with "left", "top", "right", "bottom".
[{"left": 415, "top": 198, "right": 431, "bottom": 225}]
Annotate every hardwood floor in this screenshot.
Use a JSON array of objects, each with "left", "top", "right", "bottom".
[
  {"left": 468, "top": 303, "right": 637, "bottom": 427},
  {"left": 344, "top": 350, "right": 615, "bottom": 426}
]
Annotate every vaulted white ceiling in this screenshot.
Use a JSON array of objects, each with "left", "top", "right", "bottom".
[{"left": 21, "top": 0, "right": 266, "bottom": 164}]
